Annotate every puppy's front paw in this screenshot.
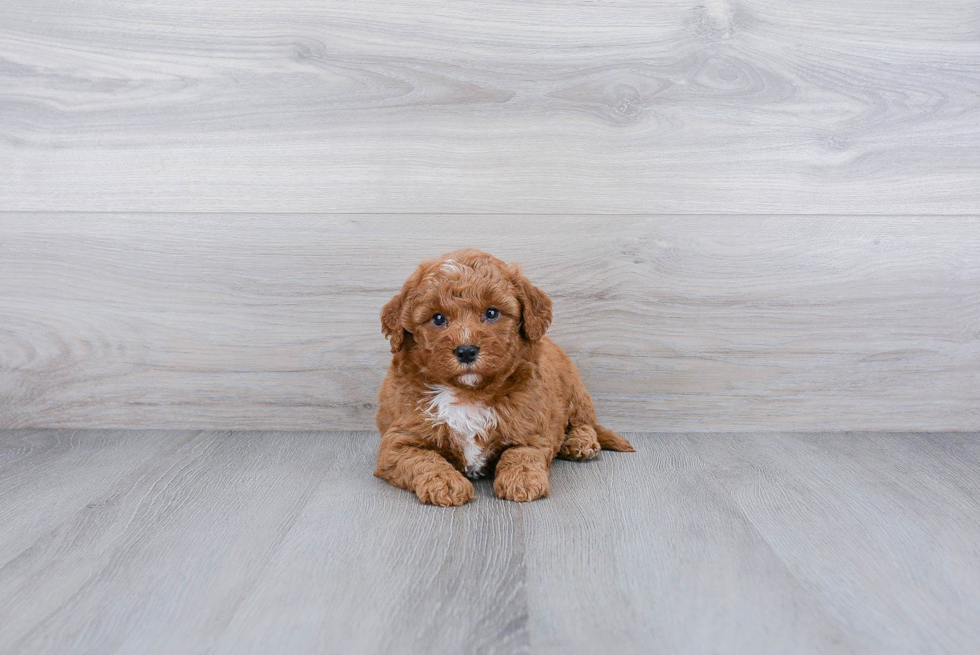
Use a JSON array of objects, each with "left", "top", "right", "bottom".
[
  {"left": 494, "top": 467, "right": 549, "bottom": 502},
  {"left": 414, "top": 469, "right": 475, "bottom": 507}
]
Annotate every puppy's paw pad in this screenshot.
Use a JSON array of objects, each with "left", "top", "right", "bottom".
[
  {"left": 415, "top": 470, "right": 474, "bottom": 507},
  {"left": 494, "top": 468, "right": 549, "bottom": 502}
]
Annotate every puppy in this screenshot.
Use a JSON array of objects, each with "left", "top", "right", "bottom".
[{"left": 374, "top": 249, "right": 634, "bottom": 506}]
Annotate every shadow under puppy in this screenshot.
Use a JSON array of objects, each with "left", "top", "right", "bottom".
[{"left": 375, "top": 249, "right": 634, "bottom": 506}]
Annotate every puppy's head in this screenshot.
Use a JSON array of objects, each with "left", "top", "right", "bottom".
[{"left": 381, "top": 249, "right": 552, "bottom": 389}]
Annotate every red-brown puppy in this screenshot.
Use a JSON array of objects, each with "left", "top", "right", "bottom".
[{"left": 375, "top": 249, "right": 634, "bottom": 506}]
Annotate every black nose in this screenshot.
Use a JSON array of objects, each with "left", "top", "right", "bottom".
[{"left": 454, "top": 344, "right": 479, "bottom": 364}]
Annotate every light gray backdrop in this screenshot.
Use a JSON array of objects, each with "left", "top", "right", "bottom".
[{"left": 2, "top": 0, "right": 978, "bottom": 431}]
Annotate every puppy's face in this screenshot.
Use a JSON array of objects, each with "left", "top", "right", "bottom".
[{"left": 382, "top": 250, "right": 553, "bottom": 389}]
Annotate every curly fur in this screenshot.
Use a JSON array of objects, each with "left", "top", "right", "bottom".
[{"left": 374, "top": 249, "right": 635, "bottom": 506}]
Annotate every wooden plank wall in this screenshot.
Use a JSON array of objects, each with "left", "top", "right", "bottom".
[
  {"left": 1, "top": 0, "right": 978, "bottom": 430},
  {"left": 2, "top": 215, "right": 977, "bottom": 430}
]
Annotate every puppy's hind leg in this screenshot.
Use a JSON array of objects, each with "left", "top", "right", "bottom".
[
  {"left": 565, "top": 375, "right": 635, "bottom": 454},
  {"left": 558, "top": 423, "right": 601, "bottom": 461},
  {"left": 560, "top": 378, "right": 603, "bottom": 459}
]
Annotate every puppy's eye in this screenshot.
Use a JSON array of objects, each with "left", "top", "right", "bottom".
[
  {"left": 483, "top": 307, "right": 500, "bottom": 322},
  {"left": 431, "top": 313, "right": 448, "bottom": 327}
]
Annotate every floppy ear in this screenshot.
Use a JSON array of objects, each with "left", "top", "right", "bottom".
[
  {"left": 510, "top": 265, "right": 553, "bottom": 341},
  {"left": 381, "top": 266, "right": 425, "bottom": 353},
  {"left": 380, "top": 292, "right": 407, "bottom": 353}
]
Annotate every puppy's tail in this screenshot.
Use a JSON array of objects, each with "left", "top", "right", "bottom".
[{"left": 595, "top": 425, "right": 635, "bottom": 452}]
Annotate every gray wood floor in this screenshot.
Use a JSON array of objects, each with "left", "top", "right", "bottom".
[{"left": 2, "top": 430, "right": 979, "bottom": 654}]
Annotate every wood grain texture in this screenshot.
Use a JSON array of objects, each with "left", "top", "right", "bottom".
[
  {"left": 2, "top": 430, "right": 980, "bottom": 654},
  {"left": 211, "top": 435, "right": 528, "bottom": 655},
  {"left": 0, "top": 429, "right": 183, "bottom": 567},
  {"left": 2, "top": 430, "right": 338, "bottom": 653},
  {"left": 2, "top": 213, "right": 978, "bottom": 431},
  {"left": 522, "top": 436, "right": 854, "bottom": 654},
  {"left": 686, "top": 432, "right": 980, "bottom": 654},
  {"left": 1, "top": 0, "right": 979, "bottom": 213}
]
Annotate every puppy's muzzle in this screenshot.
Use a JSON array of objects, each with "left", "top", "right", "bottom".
[{"left": 454, "top": 344, "right": 480, "bottom": 365}]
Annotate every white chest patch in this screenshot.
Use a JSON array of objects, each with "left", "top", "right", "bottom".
[{"left": 423, "top": 385, "right": 498, "bottom": 478}]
